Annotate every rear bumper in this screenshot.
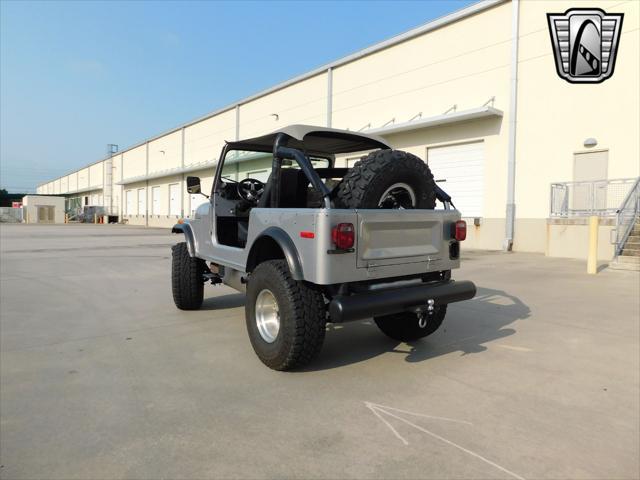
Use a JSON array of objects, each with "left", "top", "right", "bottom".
[{"left": 329, "top": 280, "right": 476, "bottom": 323}]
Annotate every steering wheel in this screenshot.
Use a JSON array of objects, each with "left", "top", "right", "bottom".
[{"left": 237, "top": 178, "right": 265, "bottom": 204}]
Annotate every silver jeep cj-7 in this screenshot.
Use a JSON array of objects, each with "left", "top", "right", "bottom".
[{"left": 172, "top": 125, "right": 476, "bottom": 370}]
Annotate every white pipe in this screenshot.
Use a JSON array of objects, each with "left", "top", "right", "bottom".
[
  {"left": 145, "top": 142, "right": 149, "bottom": 227},
  {"left": 235, "top": 104, "right": 240, "bottom": 141},
  {"left": 504, "top": 0, "right": 520, "bottom": 251},
  {"left": 327, "top": 67, "right": 333, "bottom": 128},
  {"left": 180, "top": 127, "right": 185, "bottom": 218}
]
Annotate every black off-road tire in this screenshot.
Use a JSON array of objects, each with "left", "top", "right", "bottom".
[
  {"left": 171, "top": 242, "right": 206, "bottom": 310},
  {"left": 245, "top": 260, "right": 326, "bottom": 371},
  {"left": 336, "top": 149, "right": 436, "bottom": 209},
  {"left": 374, "top": 306, "right": 447, "bottom": 342}
]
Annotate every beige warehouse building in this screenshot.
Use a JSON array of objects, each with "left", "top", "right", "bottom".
[{"left": 37, "top": 0, "right": 639, "bottom": 261}]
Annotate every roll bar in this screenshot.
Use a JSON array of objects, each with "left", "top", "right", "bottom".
[{"left": 272, "top": 133, "right": 332, "bottom": 209}]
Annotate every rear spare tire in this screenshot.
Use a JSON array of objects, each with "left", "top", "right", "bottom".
[
  {"left": 336, "top": 149, "right": 436, "bottom": 209},
  {"left": 246, "top": 260, "right": 326, "bottom": 371},
  {"left": 171, "top": 242, "right": 206, "bottom": 310}
]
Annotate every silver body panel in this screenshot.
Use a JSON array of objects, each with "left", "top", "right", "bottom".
[{"left": 187, "top": 201, "right": 461, "bottom": 287}]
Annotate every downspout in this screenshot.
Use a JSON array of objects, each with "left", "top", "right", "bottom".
[
  {"left": 145, "top": 141, "right": 149, "bottom": 227},
  {"left": 504, "top": 0, "right": 520, "bottom": 251},
  {"left": 235, "top": 104, "right": 241, "bottom": 180},
  {"left": 180, "top": 127, "right": 185, "bottom": 218},
  {"left": 119, "top": 155, "right": 123, "bottom": 221},
  {"left": 327, "top": 67, "right": 333, "bottom": 128},
  {"left": 235, "top": 104, "right": 240, "bottom": 140}
]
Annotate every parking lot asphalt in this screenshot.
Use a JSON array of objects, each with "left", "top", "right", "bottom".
[{"left": 1, "top": 224, "right": 638, "bottom": 480}]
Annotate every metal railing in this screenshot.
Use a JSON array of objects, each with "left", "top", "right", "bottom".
[
  {"left": 614, "top": 177, "right": 640, "bottom": 256},
  {"left": 0, "top": 207, "right": 23, "bottom": 223},
  {"left": 65, "top": 205, "right": 118, "bottom": 222},
  {"left": 550, "top": 178, "right": 637, "bottom": 217}
]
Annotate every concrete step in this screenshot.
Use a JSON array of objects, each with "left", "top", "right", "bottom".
[
  {"left": 609, "top": 259, "right": 640, "bottom": 271},
  {"left": 610, "top": 252, "right": 640, "bottom": 271},
  {"left": 617, "top": 255, "right": 640, "bottom": 264}
]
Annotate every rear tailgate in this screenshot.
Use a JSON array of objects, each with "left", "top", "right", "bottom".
[{"left": 356, "top": 209, "right": 450, "bottom": 268}]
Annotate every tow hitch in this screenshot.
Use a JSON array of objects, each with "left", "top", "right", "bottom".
[{"left": 415, "top": 299, "right": 436, "bottom": 328}]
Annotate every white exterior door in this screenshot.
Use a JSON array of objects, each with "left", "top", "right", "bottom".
[
  {"left": 169, "top": 184, "right": 180, "bottom": 216},
  {"left": 137, "top": 188, "right": 146, "bottom": 216},
  {"left": 151, "top": 186, "right": 161, "bottom": 215},
  {"left": 427, "top": 141, "right": 484, "bottom": 218},
  {"left": 126, "top": 190, "right": 134, "bottom": 215}
]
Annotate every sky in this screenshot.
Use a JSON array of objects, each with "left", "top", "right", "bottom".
[{"left": 0, "top": 0, "right": 476, "bottom": 193}]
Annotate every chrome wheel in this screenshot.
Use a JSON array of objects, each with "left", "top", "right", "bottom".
[
  {"left": 255, "top": 289, "right": 280, "bottom": 343},
  {"left": 378, "top": 183, "right": 416, "bottom": 209}
]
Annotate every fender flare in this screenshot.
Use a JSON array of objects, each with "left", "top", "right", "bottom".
[
  {"left": 172, "top": 223, "right": 196, "bottom": 257},
  {"left": 246, "top": 227, "right": 304, "bottom": 280}
]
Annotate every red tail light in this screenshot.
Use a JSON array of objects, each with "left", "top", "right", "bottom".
[
  {"left": 332, "top": 223, "right": 355, "bottom": 250},
  {"left": 454, "top": 220, "right": 467, "bottom": 241}
]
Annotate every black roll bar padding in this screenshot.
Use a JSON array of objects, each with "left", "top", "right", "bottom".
[
  {"left": 271, "top": 133, "right": 288, "bottom": 208},
  {"left": 434, "top": 184, "right": 451, "bottom": 203},
  {"left": 434, "top": 183, "right": 456, "bottom": 210},
  {"left": 275, "top": 145, "right": 332, "bottom": 209},
  {"left": 329, "top": 280, "right": 477, "bottom": 323}
]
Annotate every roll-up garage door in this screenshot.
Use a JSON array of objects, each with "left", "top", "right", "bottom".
[{"left": 426, "top": 141, "right": 484, "bottom": 218}]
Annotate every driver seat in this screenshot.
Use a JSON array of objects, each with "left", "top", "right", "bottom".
[
  {"left": 256, "top": 169, "right": 307, "bottom": 208},
  {"left": 257, "top": 175, "right": 272, "bottom": 208}
]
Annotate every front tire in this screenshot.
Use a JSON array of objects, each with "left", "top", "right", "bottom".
[
  {"left": 374, "top": 306, "right": 447, "bottom": 342},
  {"left": 171, "top": 242, "right": 206, "bottom": 310},
  {"left": 246, "top": 260, "right": 326, "bottom": 371}
]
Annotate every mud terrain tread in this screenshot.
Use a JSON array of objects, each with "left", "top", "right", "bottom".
[
  {"left": 246, "top": 260, "right": 326, "bottom": 370},
  {"left": 171, "top": 242, "right": 205, "bottom": 310},
  {"left": 336, "top": 149, "right": 436, "bottom": 209}
]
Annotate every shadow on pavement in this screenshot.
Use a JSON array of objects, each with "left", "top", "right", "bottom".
[
  {"left": 201, "top": 293, "right": 246, "bottom": 311},
  {"left": 304, "top": 286, "right": 530, "bottom": 371}
]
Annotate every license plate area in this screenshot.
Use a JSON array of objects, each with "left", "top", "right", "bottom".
[{"left": 356, "top": 211, "right": 443, "bottom": 268}]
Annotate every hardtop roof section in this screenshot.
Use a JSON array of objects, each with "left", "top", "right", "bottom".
[{"left": 226, "top": 125, "right": 392, "bottom": 155}]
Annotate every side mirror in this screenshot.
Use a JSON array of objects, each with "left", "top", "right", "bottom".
[{"left": 186, "top": 176, "right": 201, "bottom": 194}]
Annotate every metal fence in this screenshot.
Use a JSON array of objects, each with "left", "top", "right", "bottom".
[
  {"left": 614, "top": 177, "right": 640, "bottom": 256},
  {"left": 550, "top": 178, "right": 637, "bottom": 217},
  {"left": 0, "top": 207, "right": 23, "bottom": 223}
]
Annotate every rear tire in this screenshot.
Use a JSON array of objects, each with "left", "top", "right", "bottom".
[
  {"left": 246, "top": 260, "right": 326, "bottom": 371},
  {"left": 336, "top": 149, "right": 436, "bottom": 209},
  {"left": 171, "top": 242, "right": 206, "bottom": 310},
  {"left": 374, "top": 306, "right": 447, "bottom": 342}
]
